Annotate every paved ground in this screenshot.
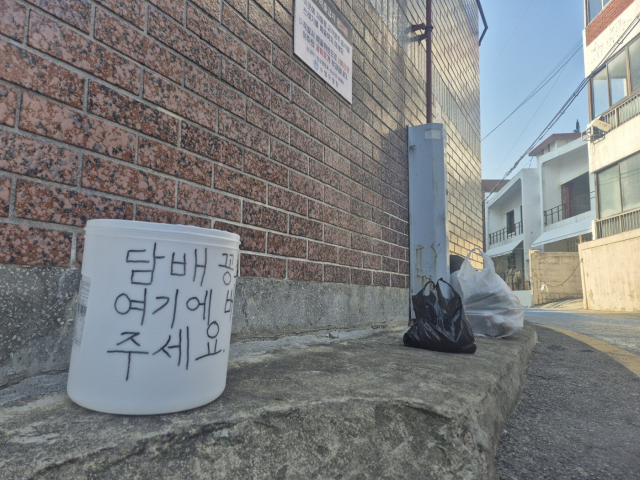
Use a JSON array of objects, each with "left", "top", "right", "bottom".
[
  {"left": 525, "top": 308, "right": 640, "bottom": 355},
  {"left": 496, "top": 309, "right": 640, "bottom": 479},
  {"left": 1, "top": 326, "right": 538, "bottom": 479}
]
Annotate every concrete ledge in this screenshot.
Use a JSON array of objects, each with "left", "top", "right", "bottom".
[
  {"left": 232, "top": 277, "right": 409, "bottom": 339},
  {"left": 0, "top": 323, "right": 537, "bottom": 479},
  {"left": 0, "top": 265, "right": 81, "bottom": 387}
]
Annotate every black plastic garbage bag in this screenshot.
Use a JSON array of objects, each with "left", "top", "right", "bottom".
[{"left": 404, "top": 279, "right": 477, "bottom": 354}]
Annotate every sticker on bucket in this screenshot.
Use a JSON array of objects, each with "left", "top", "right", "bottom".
[{"left": 73, "top": 275, "right": 91, "bottom": 348}]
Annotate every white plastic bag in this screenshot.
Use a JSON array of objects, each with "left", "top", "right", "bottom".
[{"left": 450, "top": 248, "right": 524, "bottom": 338}]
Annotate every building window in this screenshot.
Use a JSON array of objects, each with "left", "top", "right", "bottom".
[
  {"left": 590, "top": 34, "right": 640, "bottom": 119},
  {"left": 598, "top": 164, "right": 622, "bottom": 218},
  {"left": 562, "top": 172, "right": 591, "bottom": 218},
  {"left": 597, "top": 152, "right": 640, "bottom": 218},
  {"left": 567, "top": 234, "right": 593, "bottom": 252},
  {"left": 592, "top": 68, "right": 610, "bottom": 117},
  {"left": 630, "top": 37, "right": 640, "bottom": 92},
  {"left": 588, "top": 0, "right": 611, "bottom": 24},
  {"left": 608, "top": 52, "right": 628, "bottom": 105},
  {"left": 506, "top": 210, "right": 515, "bottom": 234},
  {"left": 621, "top": 153, "right": 640, "bottom": 211}
]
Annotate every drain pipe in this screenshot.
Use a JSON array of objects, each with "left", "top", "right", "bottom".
[
  {"left": 416, "top": 0, "right": 488, "bottom": 122},
  {"left": 426, "top": 0, "right": 433, "bottom": 123},
  {"left": 476, "top": 0, "right": 489, "bottom": 46}
]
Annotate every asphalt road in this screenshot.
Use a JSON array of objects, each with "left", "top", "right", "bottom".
[
  {"left": 495, "top": 309, "right": 640, "bottom": 479},
  {"left": 524, "top": 308, "right": 640, "bottom": 355}
]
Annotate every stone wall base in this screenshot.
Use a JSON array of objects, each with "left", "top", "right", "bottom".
[{"left": 1, "top": 265, "right": 408, "bottom": 386}]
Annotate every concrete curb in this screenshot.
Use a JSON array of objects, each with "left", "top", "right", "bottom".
[{"left": 0, "top": 323, "right": 537, "bottom": 479}]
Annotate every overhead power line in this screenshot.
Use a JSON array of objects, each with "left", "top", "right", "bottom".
[
  {"left": 482, "top": 40, "right": 583, "bottom": 142},
  {"left": 486, "top": 0, "right": 536, "bottom": 74},
  {"left": 492, "top": 58, "right": 571, "bottom": 175},
  {"left": 485, "top": 12, "right": 640, "bottom": 202}
]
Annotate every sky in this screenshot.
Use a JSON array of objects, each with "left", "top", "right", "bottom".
[{"left": 480, "top": 0, "right": 589, "bottom": 180}]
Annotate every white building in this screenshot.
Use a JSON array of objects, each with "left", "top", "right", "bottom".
[
  {"left": 580, "top": 0, "right": 640, "bottom": 311},
  {"left": 583, "top": 0, "right": 640, "bottom": 235},
  {"left": 485, "top": 169, "right": 541, "bottom": 287},
  {"left": 529, "top": 134, "right": 596, "bottom": 252}
]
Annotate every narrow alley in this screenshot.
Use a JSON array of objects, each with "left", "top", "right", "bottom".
[{"left": 496, "top": 308, "right": 640, "bottom": 479}]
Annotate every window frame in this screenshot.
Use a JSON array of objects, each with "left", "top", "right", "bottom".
[
  {"left": 591, "top": 66, "right": 610, "bottom": 119},
  {"left": 596, "top": 163, "right": 622, "bottom": 219},
  {"left": 589, "top": 32, "right": 640, "bottom": 120},
  {"left": 620, "top": 152, "right": 640, "bottom": 211},
  {"left": 630, "top": 35, "right": 640, "bottom": 92},
  {"left": 506, "top": 210, "right": 515, "bottom": 234},
  {"left": 596, "top": 152, "right": 640, "bottom": 219},
  {"left": 608, "top": 50, "right": 629, "bottom": 105},
  {"left": 586, "top": 0, "right": 611, "bottom": 25}
]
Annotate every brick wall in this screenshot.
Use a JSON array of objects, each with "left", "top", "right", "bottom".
[
  {"left": 586, "top": 0, "right": 635, "bottom": 46},
  {"left": 432, "top": 0, "right": 482, "bottom": 263},
  {"left": 579, "top": 229, "right": 640, "bottom": 311},
  {"left": 0, "top": 0, "right": 481, "bottom": 286},
  {"left": 370, "top": 0, "right": 483, "bottom": 265},
  {"left": 530, "top": 250, "right": 583, "bottom": 306}
]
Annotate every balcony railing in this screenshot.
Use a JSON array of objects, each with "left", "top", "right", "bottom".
[
  {"left": 600, "top": 90, "right": 640, "bottom": 131},
  {"left": 507, "top": 280, "right": 531, "bottom": 292},
  {"left": 489, "top": 222, "right": 523, "bottom": 245},
  {"left": 544, "top": 193, "right": 593, "bottom": 226},
  {"left": 498, "top": 271, "right": 530, "bottom": 291},
  {"left": 596, "top": 208, "right": 640, "bottom": 239}
]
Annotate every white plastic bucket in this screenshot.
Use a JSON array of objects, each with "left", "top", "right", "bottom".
[{"left": 67, "top": 220, "right": 240, "bottom": 415}]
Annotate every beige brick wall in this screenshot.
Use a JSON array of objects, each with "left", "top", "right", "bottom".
[
  {"left": 370, "top": 0, "right": 483, "bottom": 267},
  {"left": 530, "top": 250, "right": 583, "bottom": 306},
  {"left": 579, "top": 229, "right": 640, "bottom": 311}
]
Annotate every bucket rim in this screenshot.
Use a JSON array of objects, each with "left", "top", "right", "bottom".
[{"left": 84, "top": 219, "right": 240, "bottom": 243}]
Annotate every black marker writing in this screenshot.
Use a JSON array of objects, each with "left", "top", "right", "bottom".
[
  {"left": 116, "top": 331, "right": 141, "bottom": 347},
  {"left": 106, "top": 350, "right": 149, "bottom": 381},
  {"left": 186, "top": 289, "right": 211, "bottom": 322},
  {"left": 114, "top": 289, "right": 147, "bottom": 326},
  {"left": 152, "top": 327, "right": 189, "bottom": 369},
  {"left": 193, "top": 248, "right": 207, "bottom": 286},
  {"left": 128, "top": 243, "right": 165, "bottom": 285},
  {"left": 195, "top": 339, "right": 222, "bottom": 361},
  {"left": 153, "top": 296, "right": 170, "bottom": 315},
  {"left": 171, "top": 289, "right": 179, "bottom": 329},
  {"left": 218, "top": 253, "right": 235, "bottom": 270},
  {"left": 171, "top": 252, "right": 186, "bottom": 276},
  {"left": 224, "top": 289, "right": 234, "bottom": 314}
]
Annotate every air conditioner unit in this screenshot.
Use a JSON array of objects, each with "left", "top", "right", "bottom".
[{"left": 582, "top": 118, "right": 611, "bottom": 142}]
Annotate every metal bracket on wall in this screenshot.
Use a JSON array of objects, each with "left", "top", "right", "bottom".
[
  {"left": 413, "top": 4, "right": 487, "bottom": 46},
  {"left": 581, "top": 127, "right": 605, "bottom": 143},
  {"left": 476, "top": 0, "right": 488, "bottom": 46},
  {"left": 410, "top": 23, "right": 431, "bottom": 43}
]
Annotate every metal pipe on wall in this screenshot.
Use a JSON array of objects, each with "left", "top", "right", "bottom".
[
  {"left": 476, "top": 0, "right": 489, "bottom": 46},
  {"left": 424, "top": 0, "right": 487, "bottom": 123},
  {"left": 426, "top": 0, "right": 433, "bottom": 123}
]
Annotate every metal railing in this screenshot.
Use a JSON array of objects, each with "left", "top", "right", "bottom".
[
  {"left": 498, "top": 271, "right": 530, "bottom": 291},
  {"left": 506, "top": 280, "right": 531, "bottom": 292},
  {"left": 596, "top": 207, "right": 640, "bottom": 239},
  {"left": 489, "top": 222, "right": 523, "bottom": 245},
  {"left": 600, "top": 90, "right": 640, "bottom": 131},
  {"left": 543, "top": 193, "right": 593, "bottom": 226}
]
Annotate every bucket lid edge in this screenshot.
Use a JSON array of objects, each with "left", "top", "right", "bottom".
[{"left": 84, "top": 219, "right": 241, "bottom": 242}]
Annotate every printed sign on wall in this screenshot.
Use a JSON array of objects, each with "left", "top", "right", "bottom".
[{"left": 294, "top": 0, "right": 353, "bottom": 103}]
